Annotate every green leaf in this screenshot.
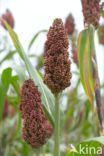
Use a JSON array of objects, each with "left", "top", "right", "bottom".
[
  {"left": 22, "top": 143, "right": 30, "bottom": 156},
  {"left": 28, "top": 29, "right": 47, "bottom": 50},
  {"left": 2, "top": 19, "right": 55, "bottom": 125},
  {"left": 78, "top": 26, "right": 94, "bottom": 104},
  {"left": 14, "top": 112, "right": 22, "bottom": 138},
  {"left": 0, "top": 68, "right": 12, "bottom": 120},
  {"left": 11, "top": 75, "right": 20, "bottom": 96},
  {"left": 1, "top": 67, "right": 12, "bottom": 86},
  {"left": 8, "top": 96, "right": 20, "bottom": 107},
  {"left": 66, "top": 151, "right": 80, "bottom": 156},
  {"left": 0, "top": 67, "right": 20, "bottom": 120},
  {"left": 0, "top": 50, "right": 16, "bottom": 65},
  {"left": 81, "top": 136, "right": 104, "bottom": 144}
]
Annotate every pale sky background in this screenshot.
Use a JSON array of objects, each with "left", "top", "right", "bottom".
[
  {"left": 0, "top": 0, "right": 84, "bottom": 46},
  {"left": 0, "top": 0, "right": 104, "bottom": 84}
]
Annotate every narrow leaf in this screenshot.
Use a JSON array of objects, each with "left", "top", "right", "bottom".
[
  {"left": 2, "top": 19, "right": 55, "bottom": 125},
  {"left": 28, "top": 29, "right": 47, "bottom": 50},
  {"left": 78, "top": 26, "right": 94, "bottom": 104},
  {"left": 0, "top": 68, "right": 12, "bottom": 120},
  {"left": 0, "top": 50, "right": 16, "bottom": 65}
]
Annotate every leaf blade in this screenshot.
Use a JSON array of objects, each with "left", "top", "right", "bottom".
[
  {"left": 28, "top": 29, "right": 47, "bottom": 50},
  {"left": 78, "top": 27, "right": 94, "bottom": 104},
  {"left": 0, "top": 68, "right": 12, "bottom": 120},
  {"left": 2, "top": 19, "right": 55, "bottom": 125}
]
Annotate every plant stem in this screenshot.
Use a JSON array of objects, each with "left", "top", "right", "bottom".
[
  {"left": 35, "top": 149, "right": 40, "bottom": 156},
  {"left": 42, "top": 146, "right": 45, "bottom": 156},
  {"left": 54, "top": 93, "right": 60, "bottom": 156},
  {"left": 93, "top": 53, "right": 104, "bottom": 134}
]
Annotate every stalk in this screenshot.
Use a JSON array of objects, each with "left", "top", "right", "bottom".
[
  {"left": 93, "top": 53, "right": 104, "bottom": 135},
  {"left": 42, "top": 146, "right": 46, "bottom": 156},
  {"left": 36, "top": 149, "right": 40, "bottom": 156},
  {"left": 54, "top": 94, "right": 60, "bottom": 156}
]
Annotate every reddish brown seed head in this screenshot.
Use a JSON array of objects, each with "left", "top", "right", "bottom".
[
  {"left": 72, "top": 48, "right": 79, "bottom": 66},
  {"left": 20, "top": 79, "right": 53, "bottom": 148},
  {"left": 1, "top": 9, "right": 15, "bottom": 30},
  {"left": 81, "top": 0, "right": 100, "bottom": 28},
  {"left": 98, "top": 25, "right": 104, "bottom": 45},
  {"left": 65, "top": 14, "right": 75, "bottom": 35},
  {"left": 44, "top": 18, "right": 72, "bottom": 93}
]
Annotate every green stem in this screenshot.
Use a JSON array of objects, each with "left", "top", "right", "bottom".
[
  {"left": 42, "top": 146, "right": 45, "bottom": 156},
  {"left": 36, "top": 150, "right": 40, "bottom": 156},
  {"left": 54, "top": 94, "right": 60, "bottom": 156}
]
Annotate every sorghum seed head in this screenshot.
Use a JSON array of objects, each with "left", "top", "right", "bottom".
[
  {"left": 20, "top": 79, "right": 53, "bottom": 148},
  {"left": 81, "top": 0, "right": 100, "bottom": 28},
  {"left": 1, "top": 9, "right": 15, "bottom": 30},
  {"left": 44, "top": 18, "right": 72, "bottom": 93},
  {"left": 98, "top": 25, "right": 104, "bottom": 45},
  {"left": 72, "top": 48, "right": 78, "bottom": 66},
  {"left": 65, "top": 14, "right": 75, "bottom": 35}
]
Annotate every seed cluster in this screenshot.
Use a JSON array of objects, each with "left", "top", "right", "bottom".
[
  {"left": 1, "top": 9, "right": 14, "bottom": 29},
  {"left": 20, "top": 79, "right": 53, "bottom": 148},
  {"left": 65, "top": 14, "right": 75, "bottom": 35},
  {"left": 98, "top": 25, "right": 104, "bottom": 45},
  {"left": 72, "top": 48, "right": 78, "bottom": 66},
  {"left": 81, "top": 0, "right": 100, "bottom": 28},
  {"left": 44, "top": 18, "right": 72, "bottom": 93}
]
